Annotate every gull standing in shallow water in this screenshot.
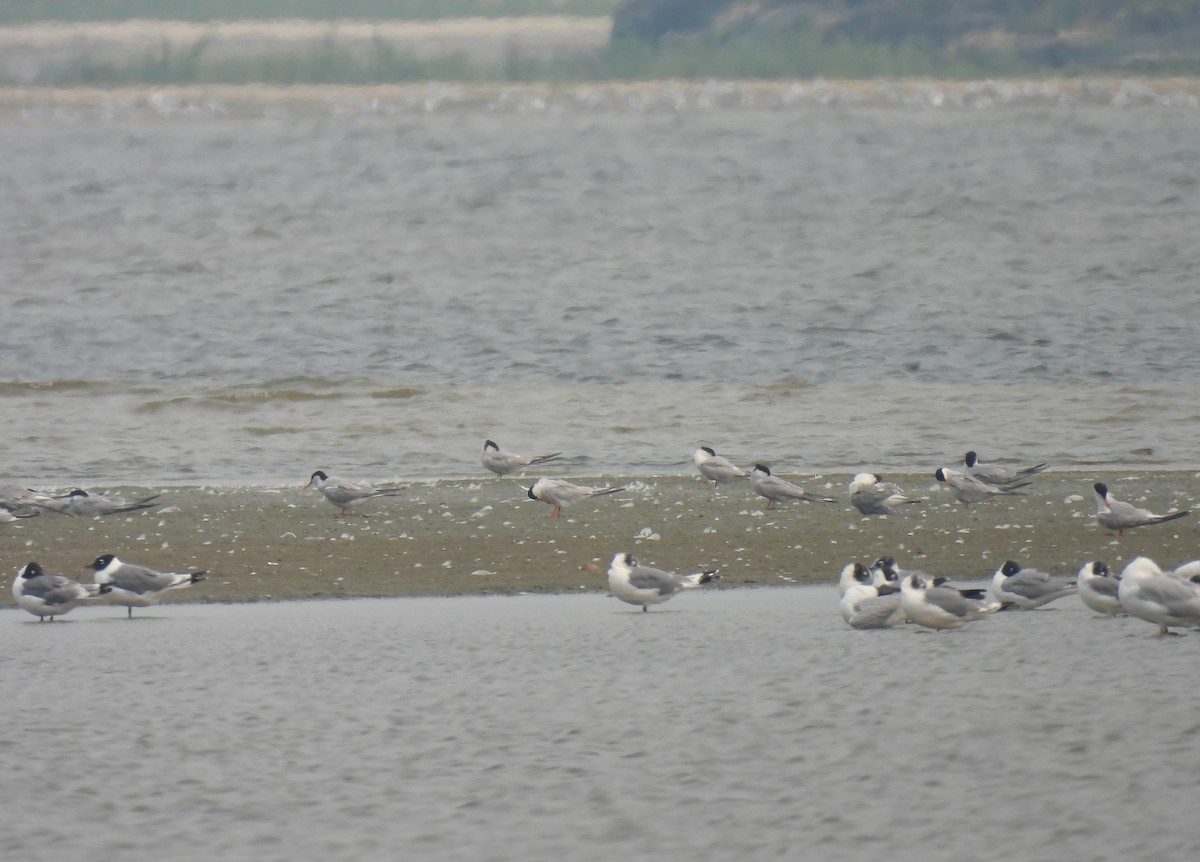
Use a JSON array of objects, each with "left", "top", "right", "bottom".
[
  {"left": 848, "top": 473, "right": 923, "bottom": 515},
  {"left": 1076, "top": 560, "right": 1124, "bottom": 616},
  {"left": 749, "top": 465, "right": 836, "bottom": 509},
  {"left": 900, "top": 572, "right": 1001, "bottom": 630},
  {"left": 989, "top": 560, "right": 1077, "bottom": 609},
  {"left": 12, "top": 562, "right": 109, "bottom": 622},
  {"left": 963, "top": 451, "right": 1049, "bottom": 488},
  {"left": 934, "top": 467, "right": 1029, "bottom": 505},
  {"left": 1117, "top": 556, "right": 1200, "bottom": 636},
  {"left": 305, "top": 470, "right": 402, "bottom": 517},
  {"left": 526, "top": 477, "right": 623, "bottom": 518},
  {"left": 86, "top": 553, "right": 207, "bottom": 618},
  {"left": 480, "top": 440, "right": 562, "bottom": 478},
  {"left": 693, "top": 446, "right": 748, "bottom": 490},
  {"left": 1093, "top": 482, "right": 1190, "bottom": 536},
  {"left": 606, "top": 552, "right": 719, "bottom": 611}
]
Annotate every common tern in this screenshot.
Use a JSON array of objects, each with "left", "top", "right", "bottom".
[
  {"left": 59, "top": 489, "right": 161, "bottom": 517},
  {"left": 1093, "top": 482, "right": 1189, "bottom": 536},
  {"left": 749, "top": 465, "right": 836, "bottom": 509},
  {"left": 0, "top": 509, "right": 38, "bottom": 525},
  {"left": 1075, "top": 560, "right": 1124, "bottom": 616},
  {"left": 988, "top": 560, "right": 1076, "bottom": 609},
  {"left": 526, "top": 477, "right": 624, "bottom": 518},
  {"left": 0, "top": 484, "right": 62, "bottom": 517},
  {"left": 963, "top": 451, "right": 1048, "bottom": 488},
  {"left": 480, "top": 439, "right": 562, "bottom": 477},
  {"left": 934, "top": 467, "right": 1029, "bottom": 505},
  {"left": 86, "top": 553, "right": 207, "bottom": 618},
  {"left": 838, "top": 562, "right": 905, "bottom": 629},
  {"left": 899, "top": 572, "right": 1001, "bottom": 631},
  {"left": 305, "top": 470, "right": 402, "bottom": 517},
  {"left": 1117, "top": 556, "right": 1200, "bottom": 636},
  {"left": 606, "top": 551, "right": 719, "bottom": 611},
  {"left": 848, "top": 473, "right": 922, "bottom": 515},
  {"left": 693, "top": 446, "right": 748, "bottom": 489},
  {"left": 12, "top": 561, "right": 109, "bottom": 622}
]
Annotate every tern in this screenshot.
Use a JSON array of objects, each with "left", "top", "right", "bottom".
[
  {"left": 480, "top": 440, "right": 562, "bottom": 478},
  {"left": 305, "top": 470, "right": 402, "bottom": 517},
  {"left": 1093, "top": 482, "right": 1189, "bottom": 536},
  {"left": 899, "top": 572, "right": 1001, "bottom": 631},
  {"left": 86, "top": 553, "right": 207, "bottom": 618},
  {"left": 693, "top": 446, "right": 748, "bottom": 489},
  {"left": 526, "top": 477, "right": 623, "bottom": 518},
  {"left": 59, "top": 489, "right": 160, "bottom": 517},
  {"left": 848, "top": 473, "right": 922, "bottom": 515},
  {"left": 606, "top": 552, "right": 719, "bottom": 611},
  {"left": 1076, "top": 560, "right": 1124, "bottom": 616},
  {"left": 989, "top": 560, "right": 1076, "bottom": 609},
  {"left": 963, "top": 451, "right": 1048, "bottom": 488},
  {"left": 934, "top": 467, "right": 1029, "bottom": 505},
  {"left": 1, "top": 484, "right": 63, "bottom": 517},
  {"left": 749, "top": 465, "right": 836, "bottom": 509},
  {"left": 1117, "top": 556, "right": 1200, "bottom": 636},
  {"left": 12, "top": 561, "right": 109, "bottom": 622}
]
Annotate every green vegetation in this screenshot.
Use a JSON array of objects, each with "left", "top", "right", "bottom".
[{"left": 0, "top": 1, "right": 621, "bottom": 24}]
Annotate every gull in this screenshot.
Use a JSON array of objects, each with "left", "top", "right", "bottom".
[
  {"left": 1076, "top": 560, "right": 1124, "bottom": 616},
  {"left": 606, "top": 552, "right": 718, "bottom": 611},
  {"left": 1170, "top": 560, "right": 1200, "bottom": 583},
  {"left": 873, "top": 555, "right": 989, "bottom": 600},
  {"left": 59, "top": 489, "right": 161, "bottom": 517},
  {"left": 1093, "top": 482, "right": 1189, "bottom": 536},
  {"left": 934, "top": 467, "right": 1029, "bottom": 505},
  {"left": 480, "top": 439, "right": 562, "bottom": 478},
  {"left": 86, "top": 553, "right": 207, "bottom": 618},
  {"left": 900, "top": 572, "right": 1001, "bottom": 631},
  {"left": 750, "top": 465, "right": 836, "bottom": 509},
  {"left": 693, "top": 446, "right": 747, "bottom": 489},
  {"left": 849, "top": 473, "right": 922, "bottom": 515},
  {"left": 989, "top": 560, "right": 1076, "bottom": 609},
  {"left": 838, "top": 562, "right": 905, "bottom": 629},
  {"left": 526, "top": 477, "right": 624, "bottom": 518},
  {"left": 964, "top": 451, "right": 1048, "bottom": 488},
  {"left": 12, "top": 561, "right": 109, "bottom": 622},
  {"left": 305, "top": 470, "right": 402, "bottom": 517},
  {"left": 1117, "top": 556, "right": 1200, "bottom": 636}
]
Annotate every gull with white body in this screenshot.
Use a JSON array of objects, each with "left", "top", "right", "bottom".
[
  {"left": 1117, "top": 556, "right": 1200, "bottom": 635},
  {"left": 838, "top": 562, "right": 905, "bottom": 629},
  {"left": 12, "top": 561, "right": 108, "bottom": 622},
  {"left": 87, "top": 553, "right": 207, "bottom": 618},
  {"left": 900, "top": 572, "right": 1001, "bottom": 630},
  {"left": 1076, "top": 560, "right": 1124, "bottom": 616},
  {"left": 606, "top": 552, "right": 718, "bottom": 611},
  {"left": 989, "top": 560, "right": 1076, "bottom": 609}
]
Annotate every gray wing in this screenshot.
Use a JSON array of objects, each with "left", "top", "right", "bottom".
[
  {"left": 1137, "top": 577, "right": 1200, "bottom": 616},
  {"left": 1003, "top": 570, "right": 1059, "bottom": 599},
  {"left": 848, "top": 594, "right": 903, "bottom": 628},
  {"left": 1087, "top": 577, "right": 1122, "bottom": 600},
  {"left": 923, "top": 586, "right": 972, "bottom": 618},
  {"left": 627, "top": 566, "right": 683, "bottom": 596},
  {"left": 110, "top": 564, "right": 179, "bottom": 595},
  {"left": 30, "top": 575, "right": 86, "bottom": 606}
]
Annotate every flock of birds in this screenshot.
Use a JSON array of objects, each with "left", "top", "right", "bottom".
[{"left": 3, "top": 439, "right": 1194, "bottom": 629}]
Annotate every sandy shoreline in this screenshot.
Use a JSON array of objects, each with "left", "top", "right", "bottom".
[{"left": 3, "top": 471, "right": 1195, "bottom": 609}]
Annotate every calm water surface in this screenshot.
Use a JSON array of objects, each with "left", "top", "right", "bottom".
[
  {"left": 3, "top": 588, "right": 1199, "bottom": 861},
  {"left": 2, "top": 88, "right": 1200, "bottom": 485}
]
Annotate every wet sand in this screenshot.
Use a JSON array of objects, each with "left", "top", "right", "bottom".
[{"left": 3, "top": 471, "right": 1194, "bottom": 607}]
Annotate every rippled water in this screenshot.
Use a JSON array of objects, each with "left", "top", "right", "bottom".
[
  {"left": 3, "top": 87, "right": 1199, "bottom": 484},
  {"left": 5, "top": 588, "right": 1199, "bottom": 862}
]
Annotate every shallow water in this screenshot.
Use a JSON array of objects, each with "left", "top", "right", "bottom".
[
  {"left": 2, "top": 89, "right": 1200, "bottom": 484},
  {"left": 4, "top": 588, "right": 1199, "bottom": 861}
]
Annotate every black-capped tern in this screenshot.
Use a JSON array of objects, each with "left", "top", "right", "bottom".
[
  {"left": 1093, "top": 482, "right": 1189, "bottom": 536},
  {"left": 480, "top": 439, "right": 562, "bottom": 478},
  {"left": 526, "top": 477, "right": 623, "bottom": 518},
  {"left": 963, "top": 451, "right": 1048, "bottom": 487},
  {"left": 305, "top": 470, "right": 402, "bottom": 517},
  {"left": 693, "top": 446, "right": 748, "bottom": 489},
  {"left": 934, "top": 467, "right": 1029, "bottom": 505},
  {"left": 848, "top": 473, "right": 922, "bottom": 515},
  {"left": 749, "top": 465, "right": 836, "bottom": 509},
  {"left": 59, "top": 489, "right": 161, "bottom": 517}
]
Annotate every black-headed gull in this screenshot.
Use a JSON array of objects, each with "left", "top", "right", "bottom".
[
  {"left": 838, "top": 562, "right": 905, "bottom": 629},
  {"left": 1075, "top": 560, "right": 1123, "bottom": 616},
  {"left": 12, "top": 561, "right": 109, "bottom": 622},
  {"left": 86, "top": 553, "right": 207, "bottom": 618},
  {"left": 305, "top": 470, "right": 402, "bottom": 517},
  {"left": 749, "top": 465, "right": 836, "bottom": 509},
  {"left": 1093, "top": 482, "right": 1189, "bottom": 536},
  {"left": 989, "top": 560, "right": 1076, "bottom": 609},
  {"left": 899, "top": 572, "right": 1001, "bottom": 630},
  {"left": 606, "top": 552, "right": 718, "bottom": 611},
  {"left": 480, "top": 439, "right": 562, "bottom": 477},
  {"left": 526, "top": 477, "right": 623, "bottom": 518}
]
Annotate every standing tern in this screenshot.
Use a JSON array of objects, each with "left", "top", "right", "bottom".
[
  {"left": 899, "top": 572, "right": 1001, "bottom": 630},
  {"left": 693, "top": 446, "right": 748, "bottom": 489},
  {"left": 1076, "top": 560, "right": 1124, "bottom": 616},
  {"left": 305, "top": 470, "right": 402, "bottom": 517},
  {"left": 749, "top": 465, "right": 836, "bottom": 509},
  {"left": 1117, "top": 556, "right": 1200, "bottom": 636},
  {"left": 606, "top": 552, "right": 719, "bottom": 611},
  {"left": 480, "top": 440, "right": 562, "bottom": 478},
  {"left": 86, "top": 553, "right": 207, "bottom": 618},
  {"left": 526, "top": 477, "right": 624, "bottom": 518},
  {"left": 848, "top": 473, "right": 922, "bottom": 515},
  {"left": 963, "top": 451, "right": 1048, "bottom": 487},
  {"left": 989, "top": 560, "right": 1076, "bottom": 609},
  {"left": 934, "top": 467, "right": 1029, "bottom": 505},
  {"left": 59, "top": 489, "right": 160, "bottom": 517},
  {"left": 1093, "top": 482, "right": 1189, "bottom": 536},
  {"left": 12, "top": 561, "right": 109, "bottom": 622}
]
